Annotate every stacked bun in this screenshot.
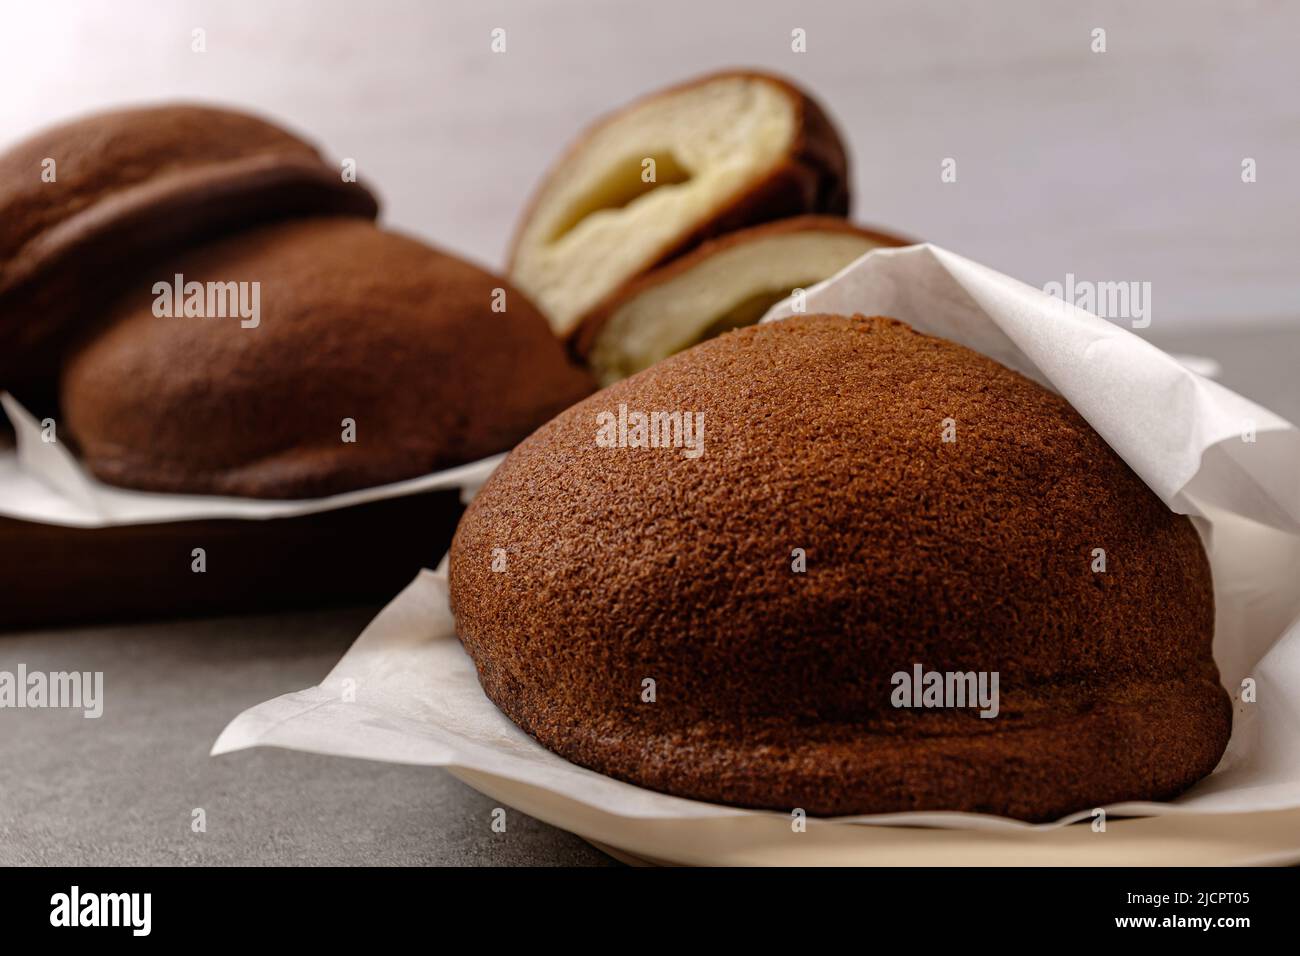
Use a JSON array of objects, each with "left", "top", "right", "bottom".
[
  {"left": 0, "top": 104, "right": 379, "bottom": 395},
  {"left": 0, "top": 104, "right": 592, "bottom": 497},
  {"left": 61, "top": 218, "right": 593, "bottom": 498}
]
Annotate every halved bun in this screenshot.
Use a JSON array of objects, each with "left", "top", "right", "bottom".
[
  {"left": 578, "top": 216, "right": 908, "bottom": 384},
  {"left": 507, "top": 71, "right": 850, "bottom": 339}
]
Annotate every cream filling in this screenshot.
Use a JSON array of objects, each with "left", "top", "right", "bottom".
[
  {"left": 589, "top": 231, "right": 890, "bottom": 385},
  {"left": 511, "top": 77, "right": 798, "bottom": 336}
]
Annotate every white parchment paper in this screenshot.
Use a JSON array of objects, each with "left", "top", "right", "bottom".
[
  {"left": 0, "top": 392, "right": 502, "bottom": 526},
  {"left": 213, "top": 243, "right": 1300, "bottom": 830}
]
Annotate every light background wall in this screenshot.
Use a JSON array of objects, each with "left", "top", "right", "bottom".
[{"left": 2, "top": 0, "right": 1296, "bottom": 332}]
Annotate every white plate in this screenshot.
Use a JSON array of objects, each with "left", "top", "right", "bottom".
[{"left": 449, "top": 768, "right": 1300, "bottom": 866}]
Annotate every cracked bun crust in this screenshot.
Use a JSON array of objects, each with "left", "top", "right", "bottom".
[
  {"left": 0, "top": 103, "right": 379, "bottom": 394},
  {"left": 508, "top": 71, "right": 851, "bottom": 340},
  {"left": 449, "top": 314, "right": 1230, "bottom": 821},
  {"left": 61, "top": 217, "right": 594, "bottom": 499}
]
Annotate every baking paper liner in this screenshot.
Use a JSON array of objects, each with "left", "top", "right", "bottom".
[
  {"left": 213, "top": 243, "right": 1300, "bottom": 831},
  {"left": 0, "top": 392, "right": 503, "bottom": 527}
]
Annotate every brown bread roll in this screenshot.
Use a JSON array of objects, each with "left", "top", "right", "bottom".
[
  {"left": 0, "top": 104, "right": 378, "bottom": 396},
  {"left": 61, "top": 217, "right": 594, "bottom": 499},
  {"left": 449, "top": 314, "right": 1230, "bottom": 821}
]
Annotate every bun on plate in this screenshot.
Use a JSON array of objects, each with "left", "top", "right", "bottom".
[
  {"left": 449, "top": 314, "right": 1230, "bottom": 821},
  {"left": 61, "top": 217, "right": 593, "bottom": 498}
]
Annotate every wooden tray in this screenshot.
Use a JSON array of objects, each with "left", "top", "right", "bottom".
[{"left": 0, "top": 490, "right": 463, "bottom": 630}]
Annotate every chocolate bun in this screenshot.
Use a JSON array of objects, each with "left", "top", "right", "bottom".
[
  {"left": 576, "top": 216, "right": 909, "bottom": 384},
  {"left": 508, "top": 71, "right": 851, "bottom": 340},
  {"left": 449, "top": 314, "right": 1230, "bottom": 821},
  {"left": 0, "top": 104, "right": 378, "bottom": 393},
  {"left": 61, "top": 217, "right": 594, "bottom": 499}
]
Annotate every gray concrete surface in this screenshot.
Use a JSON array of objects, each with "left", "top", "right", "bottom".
[
  {"left": 0, "top": 606, "right": 614, "bottom": 866},
  {"left": 1, "top": 326, "right": 1293, "bottom": 866}
]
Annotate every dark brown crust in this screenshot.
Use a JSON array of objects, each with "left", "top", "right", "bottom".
[
  {"left": 0, "top": 104, "right": 379, "bottom": 394},
  {"left": 571, "top": 215, "right": 913, "bottom": 358},
  {"left": 506, "top": 70, "right": 852, "bottom": 335},
  {"left": 60, "top": 218, "right": 594, "bottom": 499},
  {"left": 449, "top": 314, "right": 1231, "bottom": 821}
]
